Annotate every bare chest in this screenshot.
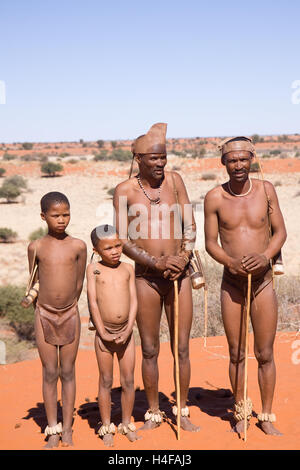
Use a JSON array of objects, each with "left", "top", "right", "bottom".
[{"left": 218, "top": 193, "right": 269, "bottom": 231}]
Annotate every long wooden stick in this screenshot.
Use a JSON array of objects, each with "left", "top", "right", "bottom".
[
  {"left": 174, "top": 280, "right": 180, "bottom": 440},
  {"left": 244, "top": 273, "right": 252, "bottom": 442}
]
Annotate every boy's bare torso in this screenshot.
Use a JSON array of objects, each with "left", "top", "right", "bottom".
[
  {"left": 214, "top": 179, "right": 270, "bottom": 274},
  {"left": 35, "top": 235, "right": 82, "bottom": 307},
  {"left": 94, "top": 262, "right": 131, "bottom": 325}
]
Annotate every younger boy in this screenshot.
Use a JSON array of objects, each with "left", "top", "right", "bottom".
[
  {"left": 26, "top": 191, "right": 87, "bottom": 448},
  {"left": 87, "top": 224, "right": 140, "bottom": 446}
]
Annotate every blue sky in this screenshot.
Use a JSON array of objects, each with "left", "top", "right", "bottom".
[{"left": 1, "top": 0, "right": 300, "bottom": 142}]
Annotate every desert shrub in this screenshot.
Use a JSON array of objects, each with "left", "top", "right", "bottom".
[
  {"left": 97, "top": 140, "right": 105, "bottom": 148},
  {"left": 68, "top": 158, "right": 78, "bottom": 164},
  {"left": 0, "top": 227, "right": 18, "bottom": 242},
  {"left": 250, "top": 162, "right": 259, "bottom": 172},
  {"left": 0, "top": 167, "right": 5, "bottom": 177},
  {"left": 20, "top": 154, "right": 36, "bottom": 161},
  {"left": 22, "top": 142, "right": 34, "bottom": 150},
  {"left": 295, "top": 152, "right": 300, "bottom": 158},
  {"left": 0, "top": 285, "right": 35, "bottom": 341},
  {"left": 0, "top": 181, "right": 21, "bottom": 202},
  {"left": 2, "top": 153, "right": 15, "bottom": 160},
  {"left": 41, "top": 161, "right": 63, "bottom": 177},
  {"left": 274, "top": 181, "right": 282, "bottom": 187},
  {"left": 5, "top": 175, "right": 27, "bottom": 190},
  {"left": 110, "top": 149, "right": 132, "bottom": 161},
  {"left": 59, "top": 152, "right": 70, "bottom": 158},
  {"left": 202, "top": 173, "right": 217, "bottom": 180},
  {"left": 270, "top": 149, "right": 281, "bottom": 156},
  {"left": 29, "top": 227, "right": 47, "bottom": 241},
  {"left": 111, "top": 141, "right": 117, "bottom": 148},
  {"left": 94, "top": 150, "right": 109, "bottom": 161},
  {"left": 261, "top": 154, "right": 271, "bottom": 159}
]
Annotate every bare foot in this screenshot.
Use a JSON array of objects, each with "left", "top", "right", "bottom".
[
  {"left": 44, "top": 434, "right": 60, "bottom": 449},
  {"left": 139, "top": 420, "right": 161, "bottom": 431},
  {"left": 180, "top": 416, "right": 200, "bottom": 432},
  {"left": 232, "top": 419, "right": 250, "bottom": 434},
  {"left": 126, "top": 430, "right": 142, "bottom": 442},
  {"left": 258, "top": 421, "right": 283, "bottom": 436},
  {"left": 102, "top": 433, "right": 114, "bottom": 447},
  {"left": 61, "top": 428, "right": 74, "bottom": 447}
]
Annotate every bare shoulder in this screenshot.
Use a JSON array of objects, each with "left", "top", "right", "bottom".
[
  {"left": 115, "top": 178, "right": 135, "bottom": 195},
  {"left": 204, "top": 185, "right": 223, "bottom": 205},
  {"left": 121, "top": 261, "right": 134, "bottom": 274},
  {"left": 253, "top": 178, "right": 277, "bottom": 197},
  {"left": 27, "top": 236, "right": 47, "bottom": 254},
  {"left": 69, "top": 237, "right": 87, "bottom": 253},
  {"left": 166, "top": 170, "right": 185, "bottom": 186},
  {"left": 86, "top": 262, "right": 95, "bottom": 276}
]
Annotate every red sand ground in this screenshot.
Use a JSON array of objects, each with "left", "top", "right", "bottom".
[{"left": 1, "top": 332, "right": 299, "bottom": 450}]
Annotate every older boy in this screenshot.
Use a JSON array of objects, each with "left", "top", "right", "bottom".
[
  {"left": 87, "top": 224, "right": 140, "bottom": 447},
  {"left": 27, "top": 191, "right": 86, "bottom": 448}
]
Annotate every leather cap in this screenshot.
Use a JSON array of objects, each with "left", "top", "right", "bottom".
[
  {"left": 132, "top": 123, "right": 167, "bottom": 155},
  {"left": 218, "top": 136, "right": 255, "bottom": 163}
]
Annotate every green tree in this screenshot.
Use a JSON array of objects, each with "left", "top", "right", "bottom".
[
  {"left": 0, "top": 227, "right": 18, "bottom": 242},
  {"left": 5, "top": 175, "right": 27, "bottom": 190},
  {"left": 111, "top": 141, "right": 117, "bottom": 148},
  {"left": 22, "top": 142, "right": 34, "bottom": 150},
  {"left": 97, "top": 140, "right": 105, "bottom": 148},
  {"left": 41, "top": 162, "right": 63, "bottom": 177},
  {"left": 0, "top": 181, "right": 21, "bottom": 202},
  {"left": 0, "top": 168, "right": 6, "bottom": 177}
]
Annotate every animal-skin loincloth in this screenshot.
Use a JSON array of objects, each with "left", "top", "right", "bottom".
[
  {"left": 96, "top": 320, "right": 131, "bottom": 354},
  {"left": 135, "top": 263, "right": 189, "bottom": 298},
  {"left": 222, "top": 266, "right": 273, "bottom": 298},
  {"left": 35, "top": 299, "right": 78, "bottom": 346}
]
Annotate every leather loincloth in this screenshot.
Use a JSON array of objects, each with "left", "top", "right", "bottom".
[
  {"left": 222, "top": 266, "right": 273, "bottom": 298},
  {"left": 35, "top": 299, "right": 78, "bottom": 346},
  {"left": 135, "top": 263, "right": 189, "bottom": 298},
  {"left": 96, "top": 320, "right": 131, "bottom": 354}
]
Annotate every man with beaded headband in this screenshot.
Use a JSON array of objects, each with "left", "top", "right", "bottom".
[
  {"left": 204, "top": 136, "right": 286, "bottom": 435},
  {"left": 113, "top": 123, "right": 200, "bottom": 432}
]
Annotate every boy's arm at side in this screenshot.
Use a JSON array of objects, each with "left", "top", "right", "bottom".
[
  {"left": 114, "top": 264, "right": 137, "bottom": 344},
  {"left": 86, "top": 264, "right": 115, "bottom": 342},
  {"left": 76, "top": 240, "right": 87, "bottom": 300}
]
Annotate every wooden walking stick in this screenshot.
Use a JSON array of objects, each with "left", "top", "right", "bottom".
[
  {"left": 244, "top": 273, "right": 252, "bottom": 442},
  {"left": 174, "top": 279, "right": 181, "bottom": 440}
]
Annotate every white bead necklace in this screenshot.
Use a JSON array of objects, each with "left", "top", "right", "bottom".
[{"left": 228, "top": 178, "right": 252, "bottom": 197}]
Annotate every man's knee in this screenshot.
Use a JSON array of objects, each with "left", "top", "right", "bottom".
[
  {"left": 141, "top": 342, "right": 159, "bottom": 361},
  {"left": 255, "top": 347, "right": 274, "bottom": 366},
  {"left": 172, "top": 343, "right": 189, "bottom": 362},
  {"left": 229, "top": 346, "right": 245, "bottom": 365}
]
